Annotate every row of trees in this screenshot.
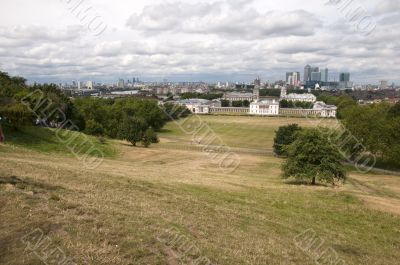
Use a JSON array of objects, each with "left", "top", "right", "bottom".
[
  {"left": 0, "top": 71, "right": 190, "bottom": 148},
  {"left": 221, "top": 100, "right": 250, "bottom": 107},
  {"left": 279, "top": 100, "right": 314, "bottom": 109}
]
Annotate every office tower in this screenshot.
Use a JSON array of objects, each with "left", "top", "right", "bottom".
[
  {"left": 380, "top": 80, "right": 388, "bottom": 90},
  {"left": 77, "top": 81, "right": 82, "bottom": 90},
  {"left": 340, "top": 73, "right": 350, "bottom": 82},
  {"left": 118, "top": 79, "right": 125, "bottom": 89},
  {"left": 321, "top": 68, "right": 329, "bottom": 82},
  {"left": 287, "top": 72, "right": 300, "bottom": 86},
  {"left": 286, "top": 72, "right": 292, "bottom": 83},
  {"left": 311, "top": 72, "right": 321, "bottom": 82},
  {"left": 304, "top": 65, "right": 312, "bottom": 82}
]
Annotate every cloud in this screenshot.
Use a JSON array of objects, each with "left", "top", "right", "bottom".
[
  {"left": 126, "top": 1, "right": 321, "bottom": 39},
  {"left": 372, "top": 0, "right": 400, "bottom": 15}
]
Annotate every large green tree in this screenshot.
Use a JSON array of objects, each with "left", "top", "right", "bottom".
[
  {"left": 118, "top": 116, "right": 147, "bottom": 146},
  {"left": 273, "top": 124, "right": 302, "bottom": 156},
  {"left": 282, "top": 129, "right": 347, "bottom": 185}
]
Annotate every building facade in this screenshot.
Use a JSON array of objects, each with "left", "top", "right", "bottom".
[{"left": 250, "top": 100, "right": 280, "bottom": 116}]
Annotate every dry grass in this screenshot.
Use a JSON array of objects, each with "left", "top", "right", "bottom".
[{"left": 0, "top": 116, "right": 399, "bottom": 265}]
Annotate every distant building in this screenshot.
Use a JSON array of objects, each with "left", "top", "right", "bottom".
[
  {"left": 223, "top": 92, "right": 254, "bottom": 102},
  {"left": 321, "top": 68, "right": 329, "bottom": 82},
  {"left": 286, "top": 72, "right": 301, "bottom": 86},
  {"left": 313, "top": 101, "right": 337, "bottom": 118},
  {"left": 118, "top": 79, "right": 125, "bottom": 89},
  {"left": 339, "top": 72, "right": 352, "bottom": 89},
  {"left": 304, "top": 65, "right": 319, "bottom": 82},
  {"left": 86, "top": 81, "right": 94, "bottom": 89},
  {"left": 311, "top": 72, "right": 321, "bottom": 82},
  {"left": 339, "top": 73, "right": 350, "bottom": 82},
  {"left": 250, "top": 100, "right": 279, "bottom": 116},
  {"left": 380, "top": 80, "right": 388, "bottom": 90},
  {"left": 254, "top": 77, "right": 261, "bottom": 87},
  {"left": 280, "top": 87, "right": 316, "bottom": 102},
  {"left": 175, "top": 99, "right": 221, "bottom": 114},
  {"left": 304, "top": 65, "right": 312, "bottom": 82}
]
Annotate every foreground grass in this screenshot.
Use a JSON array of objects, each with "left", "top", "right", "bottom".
[{"left": 0, "top": 141, "right": 399, "bottom": 265}]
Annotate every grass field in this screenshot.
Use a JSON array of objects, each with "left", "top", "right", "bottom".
[{"left": 1, "top": 116, "right": 400, "bottom": 265}]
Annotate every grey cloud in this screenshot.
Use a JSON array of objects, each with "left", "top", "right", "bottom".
[{"left": 126, "top": 2, "right": 321, "bottom": 39}]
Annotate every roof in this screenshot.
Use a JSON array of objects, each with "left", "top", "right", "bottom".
[
  {"left": 251, "top": 100, "right": 279, "bottom": 105},
  {"left": 224, "top": 92, "right": 253, "bottom": 97},
  {"left": 177, "top": 99, "right": 212, "bottom": 105},
  {"left": 283, "top": 93, "right": 316, "bottom": 100},
  {"left": 313, "top": 101, "right": 337, "bottom": 110}
]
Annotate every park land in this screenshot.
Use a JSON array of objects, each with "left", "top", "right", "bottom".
[{"left": 1, "top": 116, "right": 400, "bottom": 265}]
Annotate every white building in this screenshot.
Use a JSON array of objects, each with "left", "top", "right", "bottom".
[
  {"left": 86, "top": 81, "right": 94, "bottom": 89},
  {"left": 280, "top": 87, "right": 316, "bottom": 102},
  {"left": 250, "top": 100, "right": 280, "bottom": 116},
  {"left": 313, "top": 101, "right": 337, "bottom": 118},
  {"left": 223, "top": 92, "right": 254, "bottom": 102},
  {"left": 175, "top": 99, "right": 221, "bottom": 114}
]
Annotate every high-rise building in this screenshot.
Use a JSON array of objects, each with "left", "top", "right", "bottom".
[
  {"left": 380, "top": 80, "right": 388, "bottom": 90},
  {"left": 321, "top": 68, "right": 329, "bottom": 82},
  {"left": 254, "top": 76, "right": 261, "bottom": 87},
  {"left": 311, "top": 72, "right": 321, "bottom": 82},
  {"left": 118, "top": 79, "right": 125, "bottom": 89},
  {"left": 340, "top": 73, "right": 350, "bottom": 82},
  {"left": 304, "top": 65, "right": 312, "bottom": 82},
  {"left": 286, "top": 72, "right": 300, "bottom": 86}
]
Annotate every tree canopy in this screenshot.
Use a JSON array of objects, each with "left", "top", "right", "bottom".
[
  {"left": 273, "top": 124, "right": 303, "bottom": 156},
  {"left": 282, "top": 129, "right": 347, "bottom": 185}
]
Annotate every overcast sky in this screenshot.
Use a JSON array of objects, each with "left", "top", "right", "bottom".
[{"left": 0, "top": 0, "right": 399, "bottom": 84}]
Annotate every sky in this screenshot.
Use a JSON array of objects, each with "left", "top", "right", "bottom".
[{"left": 0, "top": 0, "right": 399, "bottom": 84}]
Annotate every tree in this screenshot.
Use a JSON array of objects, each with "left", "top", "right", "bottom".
[
  {"left": 141, "top": 128, "right": 159, "bottom": 148},
  {"left": 84, "top": 119, "right": 104, "bottom": 136},
  {"left": 273, "top": 124, "right": 302, "bottom": 156},
  {"left": 282, "top": 129, "right": 346, "bottom": 185},
  {"left": 221, "top": 100, "right": 230, "bottom": 107},
  {"left": 118, "top": 117, "right": 147, "bottom": 146}
]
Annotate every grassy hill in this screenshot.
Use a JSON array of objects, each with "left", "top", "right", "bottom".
[
  {"left": 2, "top": 125, "right": 117, "bottom": 157},
  {"left": 1, "top": 117, "right": 399, "bottom": 265}
]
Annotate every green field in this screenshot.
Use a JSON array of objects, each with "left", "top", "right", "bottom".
[{"left": 1, "top": 116, "right": 399, "bottom": 265}]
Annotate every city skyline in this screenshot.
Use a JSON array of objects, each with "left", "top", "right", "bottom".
[{"left": 1, "top": 0, "right": 399, "bottom": 84}]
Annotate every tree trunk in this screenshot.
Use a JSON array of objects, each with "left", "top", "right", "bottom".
[{"left": 311, "top": 177, "right": 316, "bottom": 185}]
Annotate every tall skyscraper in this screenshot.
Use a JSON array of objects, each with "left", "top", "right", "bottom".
[
  {"left": 321, "top": 68, "right": 329, "bottom": 82},
  {"left": 287, "top": 72, "right": 300, "bottom": 86},
  {"left": 311, "top": 72, "right": 321, "bottom": 82},
  {"left": 118, "top": 79, "right": 125, "bottom": 89},
  {"left": 304, "top": 65, "right": 312, "bottom": 82},
  {"left": 340, "top": 73, "right": 350, "bottom": 82}
]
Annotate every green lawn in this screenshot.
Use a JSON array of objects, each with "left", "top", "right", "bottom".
[{"left": 159, "top": 115, "right": 338, "bottom": 150}]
